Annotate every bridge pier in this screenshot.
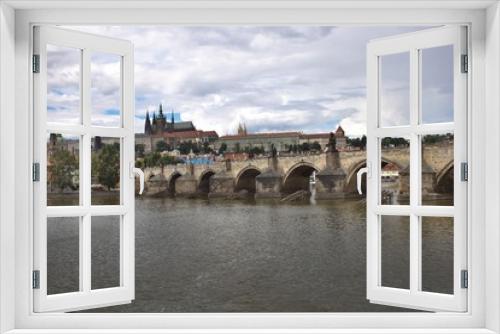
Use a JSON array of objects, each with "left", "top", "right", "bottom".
[
  {"left": 421, "top": 162, "right": 436, "bottom": 196},
  {"left": 208, "top": 171, "right": 235, "bottom": 198},
  {"left": 315, "top": 167, "right": 347, "bottom": 199},
  {"left": 175, "top": 174, "right": 198, "bottom": 197},
  {"left": 175, "top": 164, "right": 198, "bottom": 197},
  {"left": 144, "top": 173, "right": 167, "bottom": 197},
  {"left": 315, "top": 151, "right": 347, "bottom": 199},
  {"left": 255, "top": 169, "right": 283, "bottom": 199}
]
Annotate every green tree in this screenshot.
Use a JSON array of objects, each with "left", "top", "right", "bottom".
[
  {"left": 155, "top": 140, "right": 169, "bottom": 152},
  {"left": 48, "top": 148, "right": 79, "bottom": 191},
  {"left": 301, "top": 142, "right": 311, "bottom": 152},
  {"left": 422, "top": 133, "right": 452, "bottom": 144},
  {"left": 135, "top": 159, "right": 144, "bottom": 169},
  {"left": 202, "top": 141, "right": 212, "bottom": 154},
  {"left": 311, "top": 141, "right": 321, "bottom": 151},
  {"left": 178, "top": 142, "right": 190, "bottom": 155},
  {"left": 177, "top": 141, "right": 200, "bottom": 155},
  {"left": 191, "top": 141, "right": 200, "bottom": 154},
  {"left": 346, "top": 135, "right": 367, "bottom": 149},
  {"left": 143, "top": 152, "right": 161, "bottom": 168},
  {"left": 158, "top": 155, "right": 176, "bottom": 174},
  {"left": 218, "top": 143, "right": 227, "bottom": 155},
  {"left": 381, "top": 137, "right": 410, "bottom": 148},
  {"left": 95, "top": 143, "right": 120, "bottom": 191},
  {"left": 250, "top": 146, "right": 264, "bottom": 155}
]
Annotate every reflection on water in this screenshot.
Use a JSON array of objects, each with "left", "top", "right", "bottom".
[{"left": 49, "top": 196, "right": 454, "bottom": 312}]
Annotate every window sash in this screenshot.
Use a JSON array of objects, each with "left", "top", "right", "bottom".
[
  {"left": 366, "top": 26, "right": 468, "bottom": 312},
  {"left": 32, "top": 26, "right": 135, "bottom": 312}
]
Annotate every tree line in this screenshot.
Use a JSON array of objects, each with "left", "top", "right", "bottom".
[{"left": 49, "top": 142, "right": 122, "bottom": 192}]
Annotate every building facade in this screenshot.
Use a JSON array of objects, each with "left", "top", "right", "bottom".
[
  {"left": 214, "top": 125, "right": 348, "bottom": 154},
  {"left": 135, "top": 106, "right": 352, "bottom": 156}
]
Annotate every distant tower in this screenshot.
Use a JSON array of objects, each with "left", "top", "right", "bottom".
[
  {"left": 171, "top": 110, "right": 175, "bottom": 125},
  {"left": 158, "top": 103, "right": 164, "bottom": 118},
  {"left": 156, "top": 104, "right": 166, "bottom": 132},
  {"left": 335, "top": 125, "right": 346, "bottom": 150},
  {"left": 237, "top": 122, "right": 248, "bottom": 136},
  {"left": 152, "top": 112, "right": 157, "bottom": 134},
  {"left": 144, "top": 111, "right": 152, "bottom": 135}
]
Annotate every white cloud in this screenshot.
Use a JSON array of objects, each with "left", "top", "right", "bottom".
[{"left": 54, "top": 25, "right": 432, "bottom": 135}]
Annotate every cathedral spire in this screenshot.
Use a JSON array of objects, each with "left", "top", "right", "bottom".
[
  {"left": 171, "top": 110, "right": 175, "bottom": 125},
  {"left": 144, "top": 110, "right": 152, "bottom": 135},
  {"left": 158, "top": 103, "right": 164, "bottom": 118},
  {"left": 237, "top": 122, "right": 248, "bottom": 136}
]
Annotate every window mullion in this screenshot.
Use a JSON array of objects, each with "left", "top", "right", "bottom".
[
  {"left": 409, "top": 47, "right": 420, "bottom": 294},
  {"left": 81, "top": 48, "right": 92, "bottom": 293}
]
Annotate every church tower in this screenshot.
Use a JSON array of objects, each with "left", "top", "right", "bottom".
[
  {"left": 144, "top": 111, "right": 152, "bottom": 135},
  {"left": 237, "top": 122, "right": 248, "bottom": 136},
  {"left": 156, "top": 103, "right": 167, "bottom": 132},
  {"left": 166, "top": 110, "right": 175, "bottom": 133},
  {"left": 152, "top": 112, "right": 157, "bottom": 134}
]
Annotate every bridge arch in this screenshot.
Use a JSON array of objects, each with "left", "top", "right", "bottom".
[
  {"left": 234, "top": 166, "right": 262, "bottom": 193},
  {"left": 435, "top": 160, "right": 453, "bottom": 194},
  {"left": 198, "top": 169, "right": 216, "bottom": 194},
  {"left": 344, "top": 158, "right": 404, "bottom": 194},
  {"left": 167, "top": 171, "right": 182, "bottom": 195},
  {"left": 282, "top": 162, "right": 319, "bottom": 194}
]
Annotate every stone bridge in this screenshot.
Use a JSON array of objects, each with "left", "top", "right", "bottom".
[{"left": 142, "top": 143, "right": 454, "bottom": 200}]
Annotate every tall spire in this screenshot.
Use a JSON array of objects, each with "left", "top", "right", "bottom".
[
  {"left": 171, "top": 110, "right": 175, "bottom": 125},
  {"left": 144, "top": 110, "right": 152, "bottom": 135},
  {"left": 237, "top": 122, "right": 247, "bottom": 136},
  {"left": 158, "top": 103, "right": 164, "bottom": 118}
]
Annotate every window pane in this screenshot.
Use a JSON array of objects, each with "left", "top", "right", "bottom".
[
  {"left": 421, "top": 216, "right": 454, "bottom": 294},
  {"left": 421, "top": 45, "right": 454, "bottom": 124},
  {"left": 91, "top": 137, "right": 121, "bottom": 205},
  {"left": 47, "top": 45, "right": 81, "bottom": 124},
  {"left": 381, "top": 215, "right": 410, "bottom": 289},
  {"left": 421, "top": 133, "right": 454, "bottom": 206},
  {"left": 380, "top": 137, "right": 410, "bottom": 205},
  {"left": 91, "top": 52, "right": 122, "bottom": 127},
  {"left": 47, "top": 133, "right": 80, "bottom": 206},
  {"left": 91, "top": 216, "right": 121, "bottom": 289},
  {"left": 47, "top": 217, "right": 80, "bottom": 294},
  {"left": 379, "top": 52, "right": 410, "bottom": 127}
]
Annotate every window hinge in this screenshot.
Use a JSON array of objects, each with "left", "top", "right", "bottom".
[
  {"left": 461, "top": 269, "right": 468, "bottom": 289},
  {"left": 32, "top": 270, "right": 40, "bottom": 289},
  {"left": 32, "top": 162, "right": 40, "bottom": 182},
  {"left": 32, "top": 54, "right": 40, "bottom": 73},
  {"left": 461, "top": 162, "right": 468, "bottom": 182},
  {"left": 461, "top": 54, "right": 468, "bottom": 73}
]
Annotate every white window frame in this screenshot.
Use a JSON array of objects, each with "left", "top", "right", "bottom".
[
  {"left": 32, "top": 25, "right": 135, "bottom": 312},
  {"left": 0, "top": 1, "right": 499, "bottom": 333},
  {"left": 366, "top": 26, "right": 468, "bottom": 312}
]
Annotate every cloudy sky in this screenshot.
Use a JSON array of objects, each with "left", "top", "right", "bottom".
[{"left": 48, "top": 25, "right": 452, "bottom": 137}]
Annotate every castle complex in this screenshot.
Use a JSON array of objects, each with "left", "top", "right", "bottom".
[
  {"left": 135, "top": 104, "right": 219, "bottom": 153},
  {"left": 135, "top": 104, "right": 349, "bottom": 154}
]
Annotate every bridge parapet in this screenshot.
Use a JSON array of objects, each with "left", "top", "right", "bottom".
[{"left": 141, "top": 144, "right": 453, "bottom": 198}]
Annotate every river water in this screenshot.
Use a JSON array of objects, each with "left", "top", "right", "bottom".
[{"left": 47, "top": 196, "right": 453, "bottom": 312}]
